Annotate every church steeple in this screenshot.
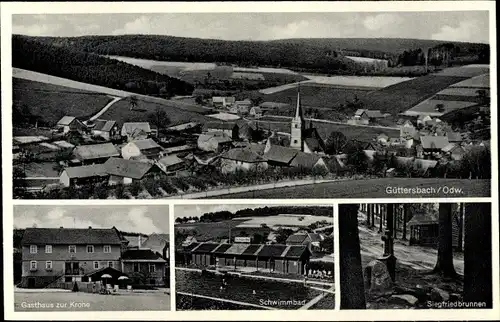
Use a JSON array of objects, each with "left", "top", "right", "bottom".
[{"left": 290, "top": 85, "right": 304, "bottom": 151}]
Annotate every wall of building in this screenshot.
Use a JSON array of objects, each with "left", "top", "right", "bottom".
[
  {"left": 122, "top": 262, "right": 166, "bottom": 286},
  {"left": 121, "top": 144, "right": 142, "bottom": 160}
]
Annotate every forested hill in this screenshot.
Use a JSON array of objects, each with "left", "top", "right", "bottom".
[
  {"left": 12, "top": 35, "right": 194, "bottom": 98},
  {"left": 24, "top": 35, "right": 489, "bottom": 71}
]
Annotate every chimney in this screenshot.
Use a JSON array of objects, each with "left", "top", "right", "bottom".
[{"left": 88, "top": 226, "right": 92, "bottom": 229}]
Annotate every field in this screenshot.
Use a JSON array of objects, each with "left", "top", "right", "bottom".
[
  {"left": 253, "top": 119, "right": 400, "bottom": 142},
  {"left": 236, "top": 214, "right": 332, "bottom": 229},
  {"left": 449, "top": 73, "right": 489, "bottom": 88},
  {"left": 303, "top": 75, "right": 414, "bottom": 88},
  {"left": 176, "top": 270, "right": 323, "bottom": 310},
  {"left": 176, "top": 219, "right": 271, "bottom": 242},
  {"left": 13, "top": 78, "right": 113, "bottom": 126},
  {"left": 14, "top": 290, "right": 169, "bottom": 311},
  {"left": 208, "top": 178, "right": 491, "bottom": 199},
  {"left": 436, "top": 65, "right": 489, "bottom": 77},
  {"left": 404, "top": 98, "right": 478, "bottom": 117},
  {"left": 436, "top": 87, "right": 488, "bottom": 97},
  {"left": 357, "top": 74, "right": 469, "bottom": 114}
]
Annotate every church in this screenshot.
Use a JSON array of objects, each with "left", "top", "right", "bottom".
[{"left": 289, "top": 89, "right": 326, "bottom": 154}]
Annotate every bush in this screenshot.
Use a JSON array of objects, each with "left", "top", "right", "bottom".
[
  {"left": 128, "top": 181, "right": 143, "bottom": 196},
  {"left": 171, "top": 177, "right": 190, "bottom": 191},
  {"left": 143, "top": 177, "right": 161, "bottom": 196},
  {"left": 93, "top": 184, "right": 109, "bottom": 199},
  {"left": 114, "top": 184, "right": 126, "bottom": 199},
  {"left": 159, "top": 180, "right": 178, "bottom": 194},
  {"left": 186, "top": 176, "right": 208, "bottom": 191}
]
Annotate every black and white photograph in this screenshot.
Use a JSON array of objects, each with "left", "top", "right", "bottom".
[
  {"left": 338, "top": 202, "right": 493, "bottom": 310},
  {"left": 10, "top": 10, "right": 492, "bottom": 200},
  {"left": 13, "top": 205, "right": 171, "bottom": 311},
  {"left": 174, "top": 204, "right": 334, "bottom": 310}
]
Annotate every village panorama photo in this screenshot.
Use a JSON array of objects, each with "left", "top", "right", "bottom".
[
  {"left": 10, "top": 10, "right": 492, "bottom": 199},
  {"left": 12, "top": 205, "right": 171, "bottom": 312}
]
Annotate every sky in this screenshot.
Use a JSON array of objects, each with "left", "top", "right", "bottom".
[
  {"left": 12, "top": 11, "right": 489, "bottom": 43},
  {"left": 14, "top": 205, "right": 170, "bottom": 234},
  {"left": 174, "top": 204, "right": 332, "bottom": 220}
]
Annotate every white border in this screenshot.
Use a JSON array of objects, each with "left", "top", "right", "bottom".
[{"left": 2, "top": 1, "right": 498, "bottom": 320}]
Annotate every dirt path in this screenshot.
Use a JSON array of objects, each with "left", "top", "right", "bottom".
[
  {"left": 88, "top": 96, "right": 122, "bottom": 121},
  {"left": 357, "top": 211, "right": 464, "bottom": 275}
]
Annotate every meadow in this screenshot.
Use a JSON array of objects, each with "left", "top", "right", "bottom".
[
  {"left": 176, "top": 219, "right": 272, "bottom": 242},
  {"left": 235, "top": 214, "right": 332, "bottom": 229}
]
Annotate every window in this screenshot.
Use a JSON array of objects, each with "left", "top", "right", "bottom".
[
  {"left": 295, "top": 124, "right": 298, "bottom": 128},
  {"left": 108, "top": 261, "right": 113, "bottom": 268},
  {"left": 93, "top": 261, "right": 99, "bottom": 269},
  {"left": 30, "top": 261, "right": 37, "bottom": 270},
  {"left": 68, "top": 245, "right": 76, "bottom": 253},
  {"left": 87, "top": 245, "right": 94, "bottom": 253},
  {"left": 45, "top": 261, "right": 53, "bottom": 270},
  {"left": 293, "top": 140, "right": 298, "bottom": 144},
  {"left": 30, "top": 245, "right": 37, "bottom": 254},
  {"left": 149, "top": 264, "right": 156, "bottom": 273},
  {"left": 103, "top": 245, "right": 111, "bottom": 253},
  {"left": 133, "top": 263, "right": 140, "bottom": 272},
  {"left": 45, "top": 245, "right": 52, "bottom": 253}
]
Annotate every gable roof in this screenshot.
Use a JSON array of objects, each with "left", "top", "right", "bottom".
[
  {"left": 63, "top": 164, "right": 108, "bottom": 179},
  {"left": 104, "top": 157, "right": 154, "bottom": 179},
  {"left": 73, "top": 143, "right": 120, "bottom": 160},
  {"left": 283, "top": 245, "right": 309, "bottom": 258},
  {"left": 122, "top": 249, "right": 166, "bottom": 262},
  {"left": 198, "top": 132, "right": 233, "bottom": 144},
  {"left": 205, "top": 121, "right": 238, "bottom": 131},
  {"left": 290, "top": 151, "right": 322, "bottom": 169},
  {"left": 408, "top": 212, "right": 439, "bottom": 226},
  {"left": 286, "top": 233, "right": 309, "bottom": 244},
  {"left": 260, "top": 102, "right": 290, "bottom": 109},
  {"left": 223, "top": 243, "right": 251, "bottom": 255},
  {"left": 129, "top": 139, "right": 162, "bottom": 151},
  {"left": 122, "top": 122, "right": 151, "bottom": 135},
  {"left": 158, "top": 155, "right": 184, "bottom": 168},
  {"left": 256, "top": 244, "right": 288, "bottom": 258},
  {"left": 446, "top": 132, "right": 462, "bottom": 142},
  {"left": 264, "top": 145, "right": 298, "bottom": 164},
  {"left": 22, "top": 227, "right": 122, "bottom": 245},
  {"left": 57, "top": 116, "right": 77, "bottom": 126},
  {"left": 221, "top": 148, "right": 266, "bottom": 163},
  {"left": 93, "top": 119, "right": 117, "bottom": 132},
  {"left": 192, "top": 242, "right": 221, "bottom": 253},
  {"left": 442, "top": 143, "right": 462, "bottom": 153},
  {"left": 420, "top": 136, "right": 450, "bottom": 150}
]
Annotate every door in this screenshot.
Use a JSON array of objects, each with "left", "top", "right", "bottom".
[{"left": 27, "top": 277, "right": 36, "bottom": 288}]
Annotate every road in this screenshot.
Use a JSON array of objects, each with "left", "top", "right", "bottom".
[{"left": 259, "top": 115, "right": 400, "bottom": 130}]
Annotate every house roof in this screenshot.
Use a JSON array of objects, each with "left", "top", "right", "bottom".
[
  {"left": 122, "top": 249, "right": 166, "bottom": 262},
  {"left": 418, "top": 114, "right": 431, "bottom": 121},
  {"left": 211, "top": 243, "right": 232, "bottom": 254},
  {"left": 73, "top": 143, "right": 120, "bottom": 160},
  {"left": 241, "top": 244, "right": 263, "bottom": 255},
  {"left": 63, "top": 164, "right": 108, "bottom": 179},
  {"left": 251, "top": 106, "right": 262, "bottom": 114},
  {"left": 182, "top": 242, "right": 200, "bottom": 252},
  {"left": 220, "top": 148, "right": 266, "bottom": 163},
  {"left": 57, "top": 116, "right": 77, "bottom": 126},
  {"left": 192, "top": 242, "right": 221, "bottom": 253},
  {"left": 290, "top": 151, "right": 322, "bottom": 169},
  {"left": 256, "top": 245, "right": 288, "bottom": 258},
  {"left": 198, "top": 132, "right": 233, "bottom": 144},
  {"left": 128, "top": 139, "right": 162, "bottom": 151},
  {"left": 263, "top": 145, "right": 298, "bottom": 164},
  {"left": 260, "top": 102, "right": 290, "bottom": 109},
  {"left": 104, "top": 157, "right": 154, "bottom": 179},
  {"left": 22, "top": 227, "right": 122, "bottom": 245},
  {"left": 158, "top": 155, "right": 184, "bottom": 168},
  {"left": 205, "top": 121, "right": 238, "bottom": 131},
  {"left": 355, "top": 109, "right": 383, "bottom": 118},
  {"left": 283, "top": 245, "right": 309, "bottom": 258},
  {"left": 143, "top": 233, "right": 169, "bottom": 249},
  {"left": 442, "top": 143, "right": 461, "bottom": 153},
  {"left": 212, "top": 96, "right": 235, "bottom": 103},
  {"left": 407, "top": 212, "right": 439, "bottom": 226},
  {"left": 286, "top": 233, "right": 309, "bottom": 244},
  {"left": 122, "top": 122, "right": 151, "bottom": 135},
  {"left": 308, "top": 233, "right": 323, "bottom": 242},
  {"left": 420, "top": 136, "right": 450, "bottom": 150},
  {"left": 93, "top": 119, "right": 116, "bottom": 132},
  {"left": 413, "top": 159, "right": 438, "bottom": 171},
  {"left": 224, "top": 243, "right": 251, "bottom": 255}
]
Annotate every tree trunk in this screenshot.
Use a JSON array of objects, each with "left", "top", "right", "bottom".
[
  {"left": 339, "top": 204, "right": 366, "bottom": 309},
  {"left": 456, "top": 203, "right": 464, "bottom": 252},
  {"left": 378, "top": 205, "right": 384, "bottom": 233},
  {"left": 464, "top": 203, "right": 492, "bottom": 307},
  {"left": 367, "top": 204, "right": 371, "bottom": 227},
  {"left": 386, "top": 204, "right": 394, "bottom": 237},
  {"left": 393, "top": 204, "right": 398, "bottom": 239},
  {"left": 371, "top": 205, "right": 375, "bottom": 228},
  {"left": 432, "top": 203, "right": 457, "bottom": 277},
  {"left": 402, "top": 204, "right": 408, "bottom": 240}
]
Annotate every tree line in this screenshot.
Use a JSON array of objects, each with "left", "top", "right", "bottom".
[{"left": 12, "top": 35, "right": 194, "bottom": 98}]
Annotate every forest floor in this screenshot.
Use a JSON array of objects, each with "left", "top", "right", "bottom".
[{"left": 357, "top": 211, "right": 466, "bottom": 309}]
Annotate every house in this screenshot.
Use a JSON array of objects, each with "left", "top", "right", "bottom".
[
  {"left": 104, "top": 157, "right": 163, "bottom": 185},
  {"left": 446, "top": 132, "right": 463, "bottom": 143},
  {"left": 141, "top": 233, "right": 169, "bottom": 260},
  {"left": 189, "top": 242, "right": 311, "bottom": 275},
  {"left": 285, "top": 233, "right": 324, "bottom": 252},
  {"left": 259, "top": 102, "right": 290, "bottom": 111},
  {"left": 442, "top": 143, "right": 466, "bottom": 161},
  {"left": 408, "top": 205, "right": 462, "bottom": 248},
  {"left": 413, "top": 159, "right": 438, "bottom": 177},
  {"left": 420, "top": 136, "right": 450, "bottom": 156},
  {"left": 121, "top": 139, "right": 164, "bottom": 161},
  {"left": 121, "top": 122, "right": 152, "bottom": 141},
  {"left": 90, "top": 119, "right": 120, "bottom": 141},
  {"left": 237, "top": 104, "right": 250, "bottom": 115},
  {"left": 59, "top": 164, "right": 109, "bottom": 187},
  {"left": 72, "top": 143, "right": 120, "bottom": 165},
  {"left": 163, "top": 145, "right": 196, "bottom": 156},
  {"left": 197, "top": 132, "right": 233, "bottom": 153},
  {"left": 211, "top": 96, "right": 236, "bottom": 108},
  {"left": 290, "top": 151, "right": 328, "bottom": 172},
  {"left": 400, "top": 120, "right": 418, "bottom": 139},
  {"left": 354, "top": 109, "right": 384, "bottom": 123},
  {"left": 204, "top": 122, "right": 239, "bottom": 140},
  {"left": 234, "top": 99, "right": 252, "bottom": 110},
  {"left": 156, "top": 155, "right": 186, "bottom": 175},
  {"left": 121, "top": 249, "right": 167, "bottom": 286},
  {"left": 219, "top": 147, "right": 268, "bottom": 174},
  {"left": 249, "top": 106, "right": 263, "bottom": 118},
  {"left": 263, "top": 144, "right": 298, "bottom": 167},
  {"left": 417, "top": 115, "right": 432, "bottom": 126},
  {"left": 377, "top": 133, "right": 389, "bottom": 145},
  {"left": 166, "top": 122, "right": 201, "bottom": 133},
  {"left": 20, "top": 227, "right": 124, "bottom": 288},
  {"left": 56, "top": 116, "right": 86, "bottom": 134}
]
